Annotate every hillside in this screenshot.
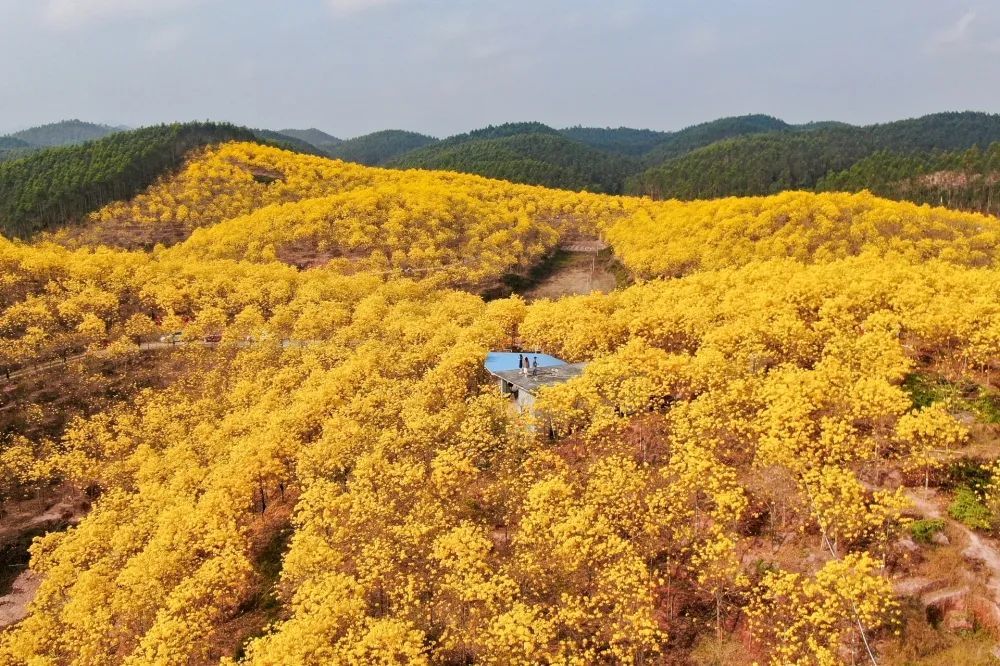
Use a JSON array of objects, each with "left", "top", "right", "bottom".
[
  {"left": 640, "top": 113, "right": 792, "bottom": 164},
  {"left": 389, "top": 121, "right": 559, "bottom": 157},
  {"left": 390, "top": 124, "right": 637, "bottom": 193},
  {"left": 51, "top": 141, "right": 630, "bottom": 277},
  {"left": 0, "top": 123, "right": 295, "bottom": 238},
  {"left": 817, "top": 143, "right": 1000, "bottom": 215},
  {"left": 558, "top": 126, "right": 670, "bottom": 156},
  {"left": 558, "top": 115, "right": 824, "bottom": 170},
  {"left": 0, "top": 137, "right": 33, "bottom": 163},
  {"left": 5, "top": 142, "right": 1000, "bottom": 664},
  {"left": 628, "top": 128, "right": 863, "bottom": 198},
  {"left": 7, "top": 120, "right": 119, "bottom": 148},
  {"left": 325, "top": 129, "right": 438, "bottom": 165},
  {"left": 11, "top": 0, "right": 1000, "bottom": 655},
  {"left": 604, "top": 189, "right": 1000, "bottom": 277},
  {"left": 444, "top": 121, "right": 562, "bottom": 143},
  {"left": 55, "top": 142, "right": 1000, "bottom": 274},
  {"left": 630, "top": 111, "right": 1000, "bottom": 199},
  {"left": 0, "top": 137, "right": 31, "bottom": 150}
]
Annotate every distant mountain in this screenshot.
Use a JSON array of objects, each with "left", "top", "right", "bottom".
[
  {"left": 629, "top": 112, "right": 1000, "bottom": 199},
  {"left": 277, "top": 128, "right": 343, "bottom": 150},
  {"left": 0, "top": 137, "right": 34, "bottom": 163},
  {"left": 9, "top": 119, "right": 119, "bottom": 147},
  {"left": 250, "top": 129, "right": 329, "bottom": 156},
  {"left": 558, "top": 127, "right": 670, "bottom": 157},
  {"left": 390, "top": 125, "right": 637, "bottom": 193},
  {"left": 0, "top": 120, "right": 122, "bottom": 163},
  {"left": 0, "top": 137, "right": 31, "bottom": 149},
  {"left": 325, "top": 130, "right": 438, "bottom": 166}
]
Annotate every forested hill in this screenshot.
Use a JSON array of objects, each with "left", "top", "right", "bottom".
[
  {"left": 629, "top": 111, "right": 1000, "bottom": 199},
  {"left": 556, "top": 126, "right": 670, "bottom": 156},
  {"left": 389, "top": 124, "right": 637, "bottom": 193},
  {"left": 817, "top": 143, "right": 1000, "bottom": 215},
  {"left": 388, "top": 122, "right": 557, "bottom": 157},
  {"left": 276, "top": 128, "right": 342, "bottom": 150},
  {"left": 384, "top": 116, "right": 825, "bottom": 194},
  {"left": 385, "top": 114, "right": 1000, "bottom": 198},
  {"left": 446, "top": 121, "right": 561, "bottom": 144},
  {"left": 0, "top": 137, "right": 31, "bottom": 150},
  {"left": 640, "top": 114, "right": 792, "bottom": 163},
  {"left": 325, "top": 130, "right": 438, "bottom": 165},
  {"left": 0, "top": 122, "right": 308, "bottom": 238},
  {"left": 0, "top": 137, "right": 34, "bottom": 162},
  {"left": 561, "top": 115, "right": 800, "bottom": 162}
]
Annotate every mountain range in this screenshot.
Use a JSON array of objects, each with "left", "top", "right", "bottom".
[{"left": 4, "top": 111, "right": 1000, "bottom": 238}]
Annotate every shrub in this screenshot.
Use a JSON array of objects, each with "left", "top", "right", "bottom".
[
  {"left": 909, "top": 518, "right": 946, "bottom": 543},
  {"left": 971, "top": 393, "right": 1000, "bottom": 424},
  {"left": 948, "top": 487, "right": 993, "bottom": 530},
  {"left": 948, "top": 459, "right": 993, "bottom": 495},
  {"left": 902, "top": 373, "right": 948, "bottom": 409}
]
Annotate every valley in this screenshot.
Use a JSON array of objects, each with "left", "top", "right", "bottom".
[{"left": 1, "top": 133, "right": 1000, "bottom": 663}]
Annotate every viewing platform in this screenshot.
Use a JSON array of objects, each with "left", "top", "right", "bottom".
[{"left": 484, "top": 351, "right": 587, "bottom": 413}]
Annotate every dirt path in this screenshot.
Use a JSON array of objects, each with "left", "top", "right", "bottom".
[{"left": 522, "top": 252, "right": 617, "bottom": 301}]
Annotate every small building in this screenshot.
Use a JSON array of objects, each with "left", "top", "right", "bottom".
[{"left": 484, "top": 352, "right": 587, "bottom": 414}]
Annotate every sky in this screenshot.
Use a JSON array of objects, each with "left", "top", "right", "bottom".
[{"left": 1, "top": 0, "right": 999, "bottom": 138}]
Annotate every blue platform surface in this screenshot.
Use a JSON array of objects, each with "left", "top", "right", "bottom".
[{"left": 484, "top": 351, "right": 567, "bottom": 373}]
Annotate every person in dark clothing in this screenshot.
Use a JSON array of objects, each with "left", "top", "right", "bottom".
[{"left": 531, "top": 356, "right": 538, "bottom": 375}]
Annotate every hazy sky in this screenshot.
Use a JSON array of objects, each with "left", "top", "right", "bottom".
[{"left": 1, "top": 0, "right": 999, "bottom": 138}]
